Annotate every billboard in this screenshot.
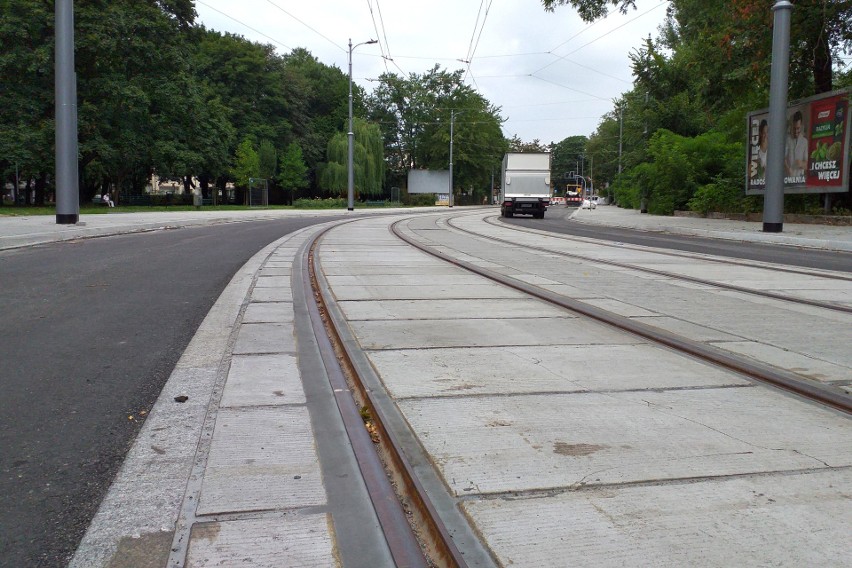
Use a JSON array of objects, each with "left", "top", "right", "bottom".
[
  {"left": 407, "top": 169, "right": 450, "bottom": 194},
  {"left": 746, "top": 88, "right": 850, "bottom": 195}
]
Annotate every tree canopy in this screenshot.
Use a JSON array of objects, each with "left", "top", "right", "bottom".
[
  {"left": 368, "top": 66, "right": 507, "bottom": 201},
  {"left": 545, "top": 0, "right": 852, "bottom": 214}
]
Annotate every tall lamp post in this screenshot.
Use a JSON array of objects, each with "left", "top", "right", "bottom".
[
  {"left": 56, "top": 0, "right": 79, "bottom": 224},
  {"left": 348, "top": 38, "right": 377, "bottom": 211}
]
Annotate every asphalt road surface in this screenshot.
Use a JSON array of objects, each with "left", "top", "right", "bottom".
[
  {"left": 506, "top": 207, "right": 852, "bottom": 273},
  {"left": 0, "top": 216, "right": 337, "bottom": 568}
]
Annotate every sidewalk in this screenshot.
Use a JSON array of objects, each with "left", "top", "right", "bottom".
[
  {"left": 568, "top": 205, "right": 852, "bottom": 252},
  {"left": 3, "top": 205, "right": 850, "bottom": 252},
  {"left": 0, "top": 208, "right": 420, "bottom": 251}
]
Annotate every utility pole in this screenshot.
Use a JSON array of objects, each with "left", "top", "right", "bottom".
[
  {"left": 449, "top": 109, "right": 455, "bottom": 208},
  {"left": 347, "top": 38, "right": 377, "bottom": 211},
  {"left": 763, "top": 0, "right": 793, "bottom": 233},
  {"left": 55, "top": 0, "right": 79, "bottom": 224},
  {"left": 590, "top": 155, "right": 594, "bottom": 196},
  {"left": 618, "top": 108, "right": 623, "bottom": 175}
]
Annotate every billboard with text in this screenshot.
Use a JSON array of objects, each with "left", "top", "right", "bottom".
[{"left": 746, "top": 88, "right": 850, "bottom": 195}]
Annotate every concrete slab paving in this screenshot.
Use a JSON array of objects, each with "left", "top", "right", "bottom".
[
  {"left": 712, "top": 340, "right": 852, "bottom": 384},
  {"left": 398, "top": 387, "right": 850, "bottom": 496},
  {"left": 581, "top": 298, "right": 659, "bottom": 317},
  {"left": 197, "top": 406, "right": 326, "bottom": 515},
  {"left": 630, "top": 316, "right": 747, "bottom": 342},
  {"left": 220, "top": 354, "right": 304, "bottom": 408},
  {"left": 328, "top": 283, "right": 527, "bottom": 301},
  {"left": 242, "top": 301, "right": 294, "bottom": 324},
  {"left": 324, "top": 273, "right": 491, "bottom": 287},
  {"left": 320, "top": 264, "right": 462, "bottom": 276},
  {"left": 337, "top": 298, "right": 559, "bottom": 321},
  {"left": 254, "top": 275, "right": 291, "bottom": 288},
  {"left": 250, "top": 286, "right": 293, "bottom": 303},
  {"left": 258, "top": 266, "right": 290, "bottom": 277},
  {"left": 368, "top": 344, "right": 746, "bottom": 399},
  {"left": 187, "top": 515, "right": 336, "bottom": 567},
  {"left": 349, "top": 317, "right": 650, "bottom": 351},
  {"left": 464, "top": 468, "right": 852, "bottom": 568},
  {"left": 232, "top": 322, "right": 296, "bottom": 355}
]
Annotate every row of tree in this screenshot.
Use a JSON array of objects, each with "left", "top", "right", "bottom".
[
  {"left": 8, "top": 1, "right": 848, "bottom": 213},
  {"left": 546, "top": 0, "right": 852, "bottom": 214},
  {"left": 1, "top": 1, "right": 521, "bottom": 207}
]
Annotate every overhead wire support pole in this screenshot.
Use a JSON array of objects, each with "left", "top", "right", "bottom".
[
  {"left": 449, "top": 110, "right": 455, "bottom": 208},
  {"left": 763, "top": 0, "right": 793, "bottom": 233},
  {"left": 55, "top": 0, "right": 79, "bottom": 224},
  {"left": 347, "top": 38, "right": 377, "bottom": 212},
  {"left": 618, "top": 107, "right": 623, "bottom": 175}
]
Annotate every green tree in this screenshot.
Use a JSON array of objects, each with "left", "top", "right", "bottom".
[
  {"left": 280, "top": 48, "right": 350, "bottom": 172},
  {"left": 550, "top": 136, "right": 587, "bottom": 178},
  {"left": 0, "top": 0, "right": 54, "bottom": 204},
  {"left": 508, "top": 136, "right": 549, "bottom": 153},
  {"left": 611, "top": 129, "right": 742, "bottom": 214},
  {"left": 278, "top": 142, "right": 309, "bottom": 200},
  {"left": 542, "top": 0, "right": 637, "bottom": 20},
  {"left": 258, "top": 139, "right": 278, "bottom": 181},
  {"left": 319, "top": 119, "right": 384, "bottom": 197},
  {"left": 368, "top": 65, "right": 506, "bottom": 200},
  {"left": 232, "top": 137, "right": 259, "bottom": 189}
]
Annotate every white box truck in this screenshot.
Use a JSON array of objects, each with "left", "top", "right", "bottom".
[{"left": 500, "top": 152, "right": 551, "bottom": 218}]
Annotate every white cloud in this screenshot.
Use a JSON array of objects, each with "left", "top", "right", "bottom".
[{"left": 194, "top": 0, "right": 668, "bottom": 144}]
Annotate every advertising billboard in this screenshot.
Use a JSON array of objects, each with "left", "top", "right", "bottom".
[
  {"left": 746, "top": 88, "right": 850, "bottom": 195},
  {"left": 407, "top": 169, "right": 450, "bottom": 194}
]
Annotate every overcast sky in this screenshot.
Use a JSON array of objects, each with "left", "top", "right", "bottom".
[{"left": 194, "top": 0, "right": 669, "bottom": 145}]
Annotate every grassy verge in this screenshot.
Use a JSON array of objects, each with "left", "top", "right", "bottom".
[
  {"left": 0, "top": 200, "right": 410, "bottom": 216},
  {"left": 0, "top": 205, "right": 295, "bottom": 216}
]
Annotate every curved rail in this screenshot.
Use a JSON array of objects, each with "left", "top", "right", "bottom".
[
  {"left": 391, "top": 218, "right": 852, "bottom": 416},
  {"left": 449, "top": 215, "right": 852, "bottom": 314},
  {"left": 303, "top": 222, "right": 474, "bottom": 568},
  {"left": 492, "top": 215, "right": 852, "bottom": 281}
]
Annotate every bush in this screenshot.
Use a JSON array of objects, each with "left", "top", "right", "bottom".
[
  {"left": 611, "top": 162, "right": 654, "bottom": 209},
  {"left": 293, "top": 197, "right": 347, "bottom": 209},
  {"left": 687, "top": 175, "right": 745, "bottom": 216},
  {"left": 404, "top": 193, "right": 437, "bottom": 207},
  {"left": 614, "top": 129, "right": 743, "bottom": 215}
]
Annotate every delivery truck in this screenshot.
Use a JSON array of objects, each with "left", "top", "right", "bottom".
[{"left": 500, "top": 152, "right": 551, "bottom": 218}]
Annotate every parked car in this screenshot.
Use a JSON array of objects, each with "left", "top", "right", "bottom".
[{"left": 580, "top": 198, "right": 596, "bottom": 210}]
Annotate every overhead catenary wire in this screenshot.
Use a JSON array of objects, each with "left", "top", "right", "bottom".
[
  {"left": 193, "top": 1, "right": 670, "bottom": 141},
  {"left": 365, "top": 0, "right": 407, "bottom": 76},
  {"left": 531, "top": 0, "right": 666, "bottom": 76},
  {"left": 461, "top": 0, "right": 493, "bottom": 84},
  {"left": 264, "top": 0, "right": 346, "bottom": 52},
  {"left": 365, "top": 0, "right": 390, "bottom": 73},
  {"left": 196, "top": 0, "right": 293, "bottom": 51}
]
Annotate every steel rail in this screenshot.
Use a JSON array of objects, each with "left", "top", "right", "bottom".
[
  {"left": 449, "top": 215, "right": 852, "bottom": 314},
  {"left": 391, "top": 218, "right": 852, "bottom": 416},
  {"left": 300, "top": 225, "right": 428, "bottom": 568},
  {"left": 492, "top": 215, "right": 852, "bottom": 281},
  {"left": 305, "top": 223, "right": 473, "bottom": 568}
]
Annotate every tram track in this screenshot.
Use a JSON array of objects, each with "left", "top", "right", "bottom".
[
  {"left": 304, "top": 222, "right": 490, "bottom": 568},
  {"left": 303, "top": 213, "right": 852, "bottom": 566},
  {"left": 467, "top": 215, "right": 852, "bottom": 313},
  {"left": 390, "top": 214, "right": 852, "bottom": 415}
]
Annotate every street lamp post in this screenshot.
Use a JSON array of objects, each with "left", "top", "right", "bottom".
[
  {"left": 348, "top": 38, "right": 377, "bottom": 211},
  {"left": 55, "top": 0, "right": 79, "bottom": 224},
  {"left": 449, "top": 109, "right": 456, "bottom": 207}
]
